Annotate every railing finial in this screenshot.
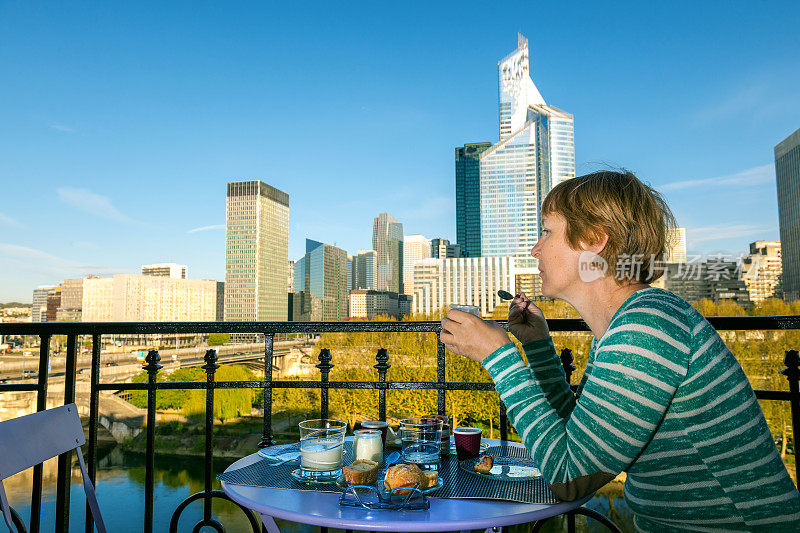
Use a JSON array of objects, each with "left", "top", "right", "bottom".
[
  {"left": 202, "top": 349, "right": 220, "bottom": 372},
  {"left": 143, "top": 350, "right": 162, "bottom": 373}
]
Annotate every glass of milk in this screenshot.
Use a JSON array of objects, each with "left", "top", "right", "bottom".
[{"left": 299, "top": 419, "right": 347, "bottom": 481}]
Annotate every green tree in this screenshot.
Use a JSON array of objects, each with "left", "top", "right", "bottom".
[{"left": 207, "top": 333, "right": 230, "bottom": 346}]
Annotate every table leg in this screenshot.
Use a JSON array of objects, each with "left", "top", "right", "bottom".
[{"left": 258, "top": 513, "right": 281, "bottom": 533}]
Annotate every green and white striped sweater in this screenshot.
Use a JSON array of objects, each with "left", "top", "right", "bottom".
[{"left": 482, "top": 288, "right": 800, "bottom": 532}]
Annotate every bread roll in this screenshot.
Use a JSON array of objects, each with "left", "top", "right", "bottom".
[
  {"left": 343, "top": 459, "right": 379, "bottom": 485},
  {"left": 383, "top": 463, "right": 426, "bottom": 495}
]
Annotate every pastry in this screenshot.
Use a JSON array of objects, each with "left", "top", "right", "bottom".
[
  {"left": 473, "top": 455, "right": 494, "bottom": 474},
  {"left": 422, "top": 470, "right": 438, "bottom": 488},
  {"left": 343, "top": 459, "right": 379, "bottom": 485},
  {"left": 383, "top": 463, "right": 426, "bottom": 495}
]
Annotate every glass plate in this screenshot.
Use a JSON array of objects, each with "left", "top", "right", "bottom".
[
  {"left": 257, "top": 442, "right": 300, "bottom": 460},
  {"left": 459, "top": 456, "right": 542, "bottom": 480},
  {"left": 290, "top": 467, "right": 343, "bottom": 485},
  {"left": 337, "top": 476, "right": 443, "bottom": 495}
]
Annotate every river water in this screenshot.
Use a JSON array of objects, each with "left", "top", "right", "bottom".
[{"left": 3, "top": 446, "right": 633, "bottom": 532}]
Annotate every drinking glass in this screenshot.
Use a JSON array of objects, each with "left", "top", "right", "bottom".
[
  {"left": 421, "top": 414, "right": 450, "bottom": 454},
  {"left": 298, "top": 419, "right": 347, "bottom": 481},
  {"left": 399, "top": 417, "right": 443, "bottom": 467},
  {"left": 449, "top": 304, "right": 480, "bottom": 316}
]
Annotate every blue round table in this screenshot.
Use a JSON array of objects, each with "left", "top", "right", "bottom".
[{"left": 221, "top": 440, "right": 592, "bottom": 533}]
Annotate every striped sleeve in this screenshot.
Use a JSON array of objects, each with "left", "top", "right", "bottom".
[
  {"left": 521, "top": 337, "right": 576, "bottom": 418},
  {"left": 482, "top": 303, "right": 690, "bottom": 501}
]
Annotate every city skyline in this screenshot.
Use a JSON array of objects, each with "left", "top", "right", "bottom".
[{"left": 1, "top": 2, "right": 800, "bottom": 301}]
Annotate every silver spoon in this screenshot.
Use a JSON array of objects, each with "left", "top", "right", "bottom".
[{"left": 497, "top": 290, "right": 514, "bottom": 301}]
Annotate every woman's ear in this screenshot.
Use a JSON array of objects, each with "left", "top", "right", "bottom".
[{"left": 580, "top": 229, "right": 609, "bottom": 254}]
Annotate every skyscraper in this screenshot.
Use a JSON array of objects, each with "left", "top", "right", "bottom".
[
  {"left": 293, "top": 239, "right": 348, "bottom": 321},
  {"left": 457, "top": 34, "right": 575, "bottom": 268},
  {"left": 224, "top": 180, "right": 290, "bottom": 321},
  {"left": 456, "top": 143, "right": 491, "bottom": 257},
  {"left": 353, "top": 250, "right": 378, "bottom": 290},
  {"left": 776, "top": 127, "right": 800, "bottom": 301},
  {"left": 372, "top": 213, "right": 403, "bottom": 294}
]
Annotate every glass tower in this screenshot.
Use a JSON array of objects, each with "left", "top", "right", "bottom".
[
  {"left": 224, "top": 180, "right": 289, "bottom": 321},
  {"left": 372, "top": 213, "right": 404, "bottom": 294},
  {"left": 456, "top": 143, "right": 491, "bottom": 257},
  {"left": 776, "top": 127, "right": 800, "bottom": 301},
  {"left": 293, "top": 239, "right": 348, "bottom": 321},
  {"left": 456, "top": 34, "right": 574, "bottom": 267}
]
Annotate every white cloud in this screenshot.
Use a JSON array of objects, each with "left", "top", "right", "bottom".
[
  {"left": 0, "top": 213, "right": 23, "bottom": 227},
  {"left": 694, "top": 85, "right": 767, "bottom": 124},
  {"left": 57, "top": 187, "right": 142, "bottom": 224},
  {"left": 49, "top": 123, "right": 76, "bottom": 133},
  {"left": 187, "top": 224, "right": 225, "bottom": 234},
  {"left": 686, "top": 224, "right": 774, "bottom": 245},
  {"left": 0, "top": 243, "right": 124, "bottom": 278},
  {"left": 660, "top": 164, "right": 774, "bottom": 192}
]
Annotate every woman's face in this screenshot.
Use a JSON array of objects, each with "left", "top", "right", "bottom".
[{"left": 530, "top": 213, "right": 587, "bottom": 300}]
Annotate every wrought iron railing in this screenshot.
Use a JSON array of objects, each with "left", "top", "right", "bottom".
[{"left": 0, "top": 316, "right": 798, "bottom": 532}]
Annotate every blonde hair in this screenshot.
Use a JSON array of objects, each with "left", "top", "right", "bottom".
[{"left": 541, "top": 170, "right": 677, "bottom": 284}]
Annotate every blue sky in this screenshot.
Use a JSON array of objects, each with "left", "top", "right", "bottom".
[{"left": 1, "top": 1, "right": 799, "bottom": 302}]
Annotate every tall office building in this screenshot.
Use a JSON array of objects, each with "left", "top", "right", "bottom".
[
  {"left": 456, "top": 143, "right": 491, "bottom": 257},
  {"left": 353, "top": 250, "right": 378, "bottom": 290},
  {"left": 82, "top": 278, "right": 114, "bottom": 322},
  {"left": 224, "top": 180, "right": 290, "bottom": 321},
  {"left": 142, "top": 263, "right": 187, "bottom": 279},
  {"left": 372, "top": 213, "right": 403, "bottom": 293},
  {"left": 31, "top": 285, "right": 59, "bottom": 323},
  {"left": 666, "top": 228, "right": 687, "bottom": 264},
  {"left": 293, "top": 239, "right": 348, "bottom": 321},
  {"left": 57, "top": 278, "right": 85, "bottom": 321},
  {"left": 776, "top": 127, "right": 800, "bottom": 301},
  {"left": 742, "top": 241, "right": 783, "bottom": 303},
  {"left": 457, "top": 34, "right": 575, "bottom": 268},
  {"left": 403, "top": 234, "right": 431, "bottom": 296}
]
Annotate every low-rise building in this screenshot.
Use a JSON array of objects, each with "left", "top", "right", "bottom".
[
  {"left": 349, "top": 290, "right": 410, "bottom": 319},
  {"left": 662, "top": 258, "right": 750, "bottom": 307},
  {"left": 742, "top": 241, "right": 783, "bottom": 302},
  {"left": 409, "top": 256, "right": 516, "bottom": 317}
]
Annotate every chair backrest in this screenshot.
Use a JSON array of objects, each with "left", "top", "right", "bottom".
[
  {"left": 0, "top": 404, "right": 85, "bottom": 480},
  {"left": 0, "top": 404, "right": 106, "bottom": 533}
]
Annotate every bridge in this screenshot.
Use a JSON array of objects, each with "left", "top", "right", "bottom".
[{"left": 0, "top": 339, "right": 319, "bottom": 441}]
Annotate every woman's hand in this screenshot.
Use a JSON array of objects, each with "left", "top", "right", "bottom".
[
  {"left": 439, "top": 310, "right": 511, "bottom": 363},
  {"left": 507, "top": 292, "right": 550, "bottom": 344}
]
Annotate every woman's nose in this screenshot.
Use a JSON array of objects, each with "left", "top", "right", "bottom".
[{"left": 531, "top": 241, "right": 541, "bottom": 258}]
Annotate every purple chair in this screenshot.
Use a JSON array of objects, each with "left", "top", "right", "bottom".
[{"left": 0, "top": 403, "right": 107, "bottom": 533}]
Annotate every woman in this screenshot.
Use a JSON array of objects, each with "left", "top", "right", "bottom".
[{"left": 440, "top": 171, "right": 800, "bottom": 531}]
